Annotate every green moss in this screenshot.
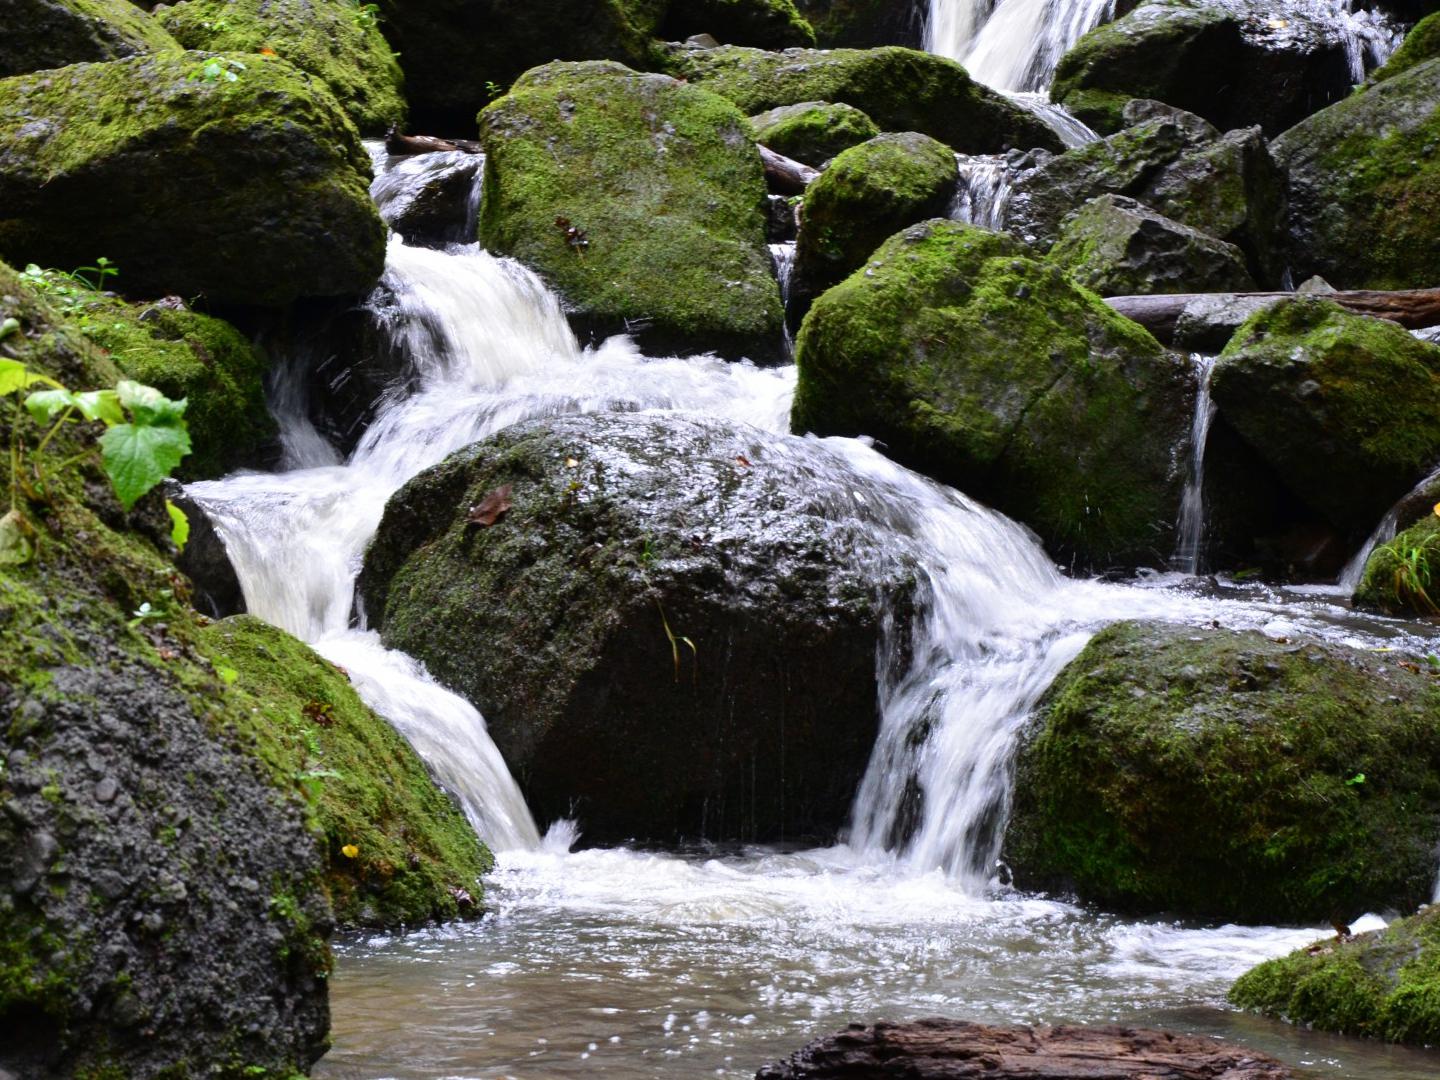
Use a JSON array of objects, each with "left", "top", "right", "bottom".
[
  {"left": 749, "top": 100, "right": 879, "bottom": 166},
  {"left": 1007, "top": 621, "right": 1440, "bottom": 923},
  {"left": 662, "top": 0, "right": 815, "bottom": 48},
  {"left": 1056, "top": 88, "right": 1133, "bottom": 136},
  {"left": 660, "top": 43, "right": 1062, "bottom": 154},
  {"left": 1355, "top": 515, "right": 1440, "bottom": 616},
  {"left": 1052, "top": 3, "right": 1227, "bottom": 111},
  {"left": 792, "top": 219, "right": 1189, "bottom": 568},
  {"left": 0, "top": 50, "right": 385, "bottom": 305},
  {"left": 1373, "top": 13, "right": 1440, "bottom": 82},
  {"left": 196, "top": 616, "right": 492, "bottom": 927},
  {"left": 479, "top": 61, "right": 782, "bottom": 361},
  {"left": 1, "top": 0, "right": 181, "bottom": 78},
  {"left": 158, "top": 0, "right": 406, "bottom": 133},
  {"left": 1231, "top": 904, "right": 1440, "bottom": 1045}
]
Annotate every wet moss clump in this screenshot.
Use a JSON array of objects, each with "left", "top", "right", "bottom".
[
  {"left": 749, "top": 100, "right": 879, "bottom": 166},
  {"left": 1007, "top": 621, "right": 1440, "bottom": 924},
  {"left": 1230, "top": 903, "right": 1440, "bottom": 1045},
  {"left": 1355, "top": 515, "right": 1440, "bottom": 617},
  {"left": 1371, "top": 12, "right": 1440, "bottom": 82}
]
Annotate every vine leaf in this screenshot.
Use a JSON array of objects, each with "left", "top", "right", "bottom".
[
  {"left": 467, "top": 484, "right": 513, "bottom": 527},
  {"left": 100, "top": 422, "right": 192, "bottom": 510}
]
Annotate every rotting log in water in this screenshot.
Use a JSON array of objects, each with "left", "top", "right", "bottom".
[
  {"left": 759, "top": 144, "right": 820, "bottom": 195},
  {"left": 384, "top": 129, "right": 483, "bottom": 156},
  {"left": 1105, "top": 288, "right": 1440, "bottom": 345},
  {"left": 755, "top": 1018, "right": 1298, "bottom": 1079}
]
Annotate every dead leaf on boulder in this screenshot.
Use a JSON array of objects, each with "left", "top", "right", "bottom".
[{"left": 467, "top": 484, "right": 513, "bottom": 527}]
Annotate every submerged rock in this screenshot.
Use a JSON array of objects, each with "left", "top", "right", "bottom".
[
  {"left": 158, "top": 0, "right": 407, "bottom": 133},
  {"left": 661, "top": 43, "right": 1064, "bottom": 154},
  {"left": 359, "top": 411, "right": 920, "bottom": 845},
  {"left": 0, "top": 51, "right": 386, "bottom": 306},
  {"left": 1273, "top": 57, "right": 1440, "bottom": 291},
  {"left": 1052, "top": 0, "right": 1357, "bottom": 136},
  {"left": 1210, "top": 297, "right": 1440, "bottom": 537},
  {"left": 757, "top": 1018, "right": 1298, "bottom": 1078},
  {"left": 1047, "top": 193, "right": 1256, "bottom": 296},
  {"left": 372, "top": 148, "right": 485, "bottom": 248},
  {"left": 792, "top": 131, "right": 956, "bottom": 308},
  {"left": 1354, "top": 514, "right": 1440, "bottom": 616},
  {"left": 1231, "top": 903, "right": 1440, "bottom": 1046},
  {"left": 1, "top": 0, "right": 179, "bottom": 78},
  {"left": 792, "top": 219, "right": 1191, "bottom": 570},
  {"left": 750, "top": 100, "right": 880, "bottom": 166},
  {"left": 479, "top": 61, "right": 784, "bottom": 362},
  {"left": 1007, "top": 621, "right": 1440, "bottom": 924}
]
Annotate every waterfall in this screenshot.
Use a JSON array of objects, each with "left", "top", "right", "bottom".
[
  {"left": 1337, "top": 462, "right": 1440, "bottom": 594},
  {"left": 949, "top": 155, "right": 1014, "bottom": 230},
  {"left": 1171, "top": 354, "right": 1218, "bottom": 576},
  {"left": 928, "top": 0, "right": 1117, "bottom": 93},
  {"left": 770, "top": 241, "right": 797, "bottom": 353}
]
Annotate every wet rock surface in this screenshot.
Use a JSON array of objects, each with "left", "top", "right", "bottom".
[{"left": 1, "top": 0, "right": 179, "bottom": 79}]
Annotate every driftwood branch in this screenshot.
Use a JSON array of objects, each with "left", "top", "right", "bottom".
[
  {"left": 1105, "top": 288, "right": 1440, "bottom": 345},
  {"left": 758, "top": 145, "right": 819, "bottom": 195},
  {"left": 384, "top": 129, "right": 483, "bottom": 156}
]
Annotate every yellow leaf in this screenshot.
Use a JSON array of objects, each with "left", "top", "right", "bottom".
[
  {"left": 565, "top": 457, "right": 579, "bottom": 468},
  {"left": 341, "top": 844, "right": 359, "bottom": 859},
  {"left": 1432, "top": 501, "right": 1440, "bottom": 519}
]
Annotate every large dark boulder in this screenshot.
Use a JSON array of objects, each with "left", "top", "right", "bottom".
[
  {"left": 1272, "top": 57, "right": 1440, "bottom": 291},
  {"left": 791, "top": 219, "right": 1192, "bottom": 570},
  {"left": 660, "top": 42, "right": 1064, "bottom": 154},
  {"left": 358, "top": 411, "right": 921, "bottom": 845},
  {"left": 1210, "top": 297, "right": 1440, "bottom": 538},
  {"left": 793, "top": 0, "right": 924, "bottom": 48},
  {"left": 0, "top": 51, "right": 386, "bottom": 307},
  {"left": 661, "top": 0, "right": 816, "bottom": 48},
  {"left": 1007, "top": 621, "right": 1440, "bottom": 924},
  {"left": 1052, "top": 0, "right": 1360, "bottom": 137},
  {"left": 1, "top": 0, "right": 179, "bottom": 78},
  {"left": 479, "top": 61, "right": 784, "bottom": 362}
]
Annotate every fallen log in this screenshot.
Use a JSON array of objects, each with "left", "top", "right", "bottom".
[
  {"left": 384, "top": 129, "right": 483, "bottom": 156},
  {"left": 759, "top": 144, "right": 819, "bottom": 195},
  {"left": 1104, "top": 288, "right": 1440, "bottom": 347}
]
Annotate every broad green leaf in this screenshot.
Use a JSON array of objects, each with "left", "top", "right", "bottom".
[
  {"left": 116, "top": 379, "right": 187, "bottom": 426},
  {"left": 0, "top": 359, "right": 28, "bottom": 395},
  {"left": 0, "top": 509, "right": 36, "bottom": 566},
  {"left": 99, "top": 422, "right": 192, "bottom": 510},
  {"left": 24, "top": 388, "right": 77, "bottom": 424},
  {"left": 0, "top": 317, "right": 18, "bottom": 341},
  {"left": 74, "top": 389, "right": 123, "bottom": 425},
  {"left": 166, "top": 498, "right": 190, "bottom": 551}
]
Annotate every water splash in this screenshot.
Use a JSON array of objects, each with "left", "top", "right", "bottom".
[
  {"left": 928, "top": 0, "right": 1117, "bottom": 92},
  {"left": 949, "top": 155, "right": 1014, "bottom": 229},
  {"left": 1171, "top": 354, "right": 1219, "bottom": 576}
]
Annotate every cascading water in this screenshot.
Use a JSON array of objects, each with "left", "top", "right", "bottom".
[
  {"left": 928, "top": 0, "right": 1117, "bottom": 93},
  {"left": 1171, "top": 354, "right": 1219, "bottom": 576},
  {"left": 949, "top": 155, "right": 1014, "bottom": 229},
  {"left": 769, "top": 241, "right": 797, "bottom": 352}
]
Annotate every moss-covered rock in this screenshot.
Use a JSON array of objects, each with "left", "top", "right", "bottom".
[
  {"left": 662, "top": 0, "right": 815, "bottom": 47},
  {"left": 1, "top": 255, "right": 330, "bottom": 1078},
  {"left": 1210, "top": 297, "right": 1440, "bottom": 537},
  {"left": 196, "top": 617, "right": 493, "bottom": 928},
  {"left": 374, "top": 0, "right": 663, "bottom": 129},
  {"left": 749, "top": 99, "right": 879, "bottom": 166},
  {"left": 791, "top": 219, "right": 1191, "bottom": 570},
  {"left": 1007, "top": 112, "right": 1285, "bottom": 285},
  {"left": 1272, "top": 57, "right": 1440, "bottom": 291},
  {"left": 1372, "top": 11, "right": 1440, "bottom": 82},
  {"left": 1052, "top": 0, "right": 1355, "bottom": 137},
  {"left": 479, "top": 61, "right": 783, "bottom": 362},
  {"left": 157, "top": 0, "right": 406, "bottom": 133},
  {"left": 1006, "top": 621, "right": 1440, "bottom": 923},
  {"left": 793, "top": 131, "right": 955, "bottom": 306},
  {"left": 359, "top": 411, "right": 921, "bottom": 845},
  {"left": 1354, "top": 514, "right": 1440, "bottom": 616},
  {"left": 793, "top": 0, "right": 923, "bottom": 48},
  {"left": 660, "top": 42, "right": 1063, "bottom": 154},
  {"left": 0, "top": 50, "right": 385, "bottom": 307},
  {"left": 1, "top": 0, "right": 180, "bottom": 79},
  {"left": 1230, "top": 904, "right": 1440, "bottom": 1044},
  {"left": 1047, "top": 193, "right": 1255, "bottom": 296}
]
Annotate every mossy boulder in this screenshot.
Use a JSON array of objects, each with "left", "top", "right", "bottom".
[
  {"left": 479, "top": 61, "right": 783, "bottom": 362},
  {"left": 1, "top": 0, "right": 180, "bottom": 78},
  {"left": 660, "top": 43, "right": 1063, "bottom": 154},
  {"left": 1, "top": 260, "right": 330, "bottom": 1078},
  {"left": 662, "top": 0, "right": 815, "bottom": 47},
  {"left": 793, "top": 131, "right": 956, "bottom": 307},
  {"left": 1355, "top": 514, "right": 1440, "bottom": 616},
  {"left": 1052, "top": 0, "right": 1355, "bottom": 137},
  {"left": 157, "top": 0, "right": 406, "bottom": 133},
  {"left": 750, "top": 100, "right": 879, "bottom": 166},
  {"left": 1006, "top": 621, "right": 1440, "bottom": 923},
  {"left": 373, "top": 0, "right": 662, "bottom": 129},
  {"left": 1210, "top": 298, "right": 1440, "bottom": 537},
  {"left": 1371, "top": 11, "right": 1440, "bottom": 82},
  {"left": 196, "top": 617, "right": 493, "bottom": 928},
  {"left": 0, "top": 51, "right": 386, "bottom": 307},
  {"left": 793, "top": 0, "right": 923, "bottom": 48},
  {"left": 1230, "top": 904, "right": 1440, "bottom": 1045},
  {"left": 1007, "top": 112, "right": 1285, "bottom": 285},
  {"left": 1272, "top": 57, "right": 1440, "bottom": 291},
  {"left": 791, "top": 219, "right": 1191, "bottom": 570},
  {"left": 358, "top": 411, "right": 921, "bottom": 845},
  {"left": 1047, "top": 193, "right": 1256, "bottom": 296}
]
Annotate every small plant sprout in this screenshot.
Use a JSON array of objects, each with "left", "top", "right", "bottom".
[{"left": 191, "top": 56, "right": 247, "bottom": 84}]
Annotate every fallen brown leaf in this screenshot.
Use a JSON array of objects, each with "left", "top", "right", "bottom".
[{"left": 467, "top": 484, "right": 514, "bottom": 527}]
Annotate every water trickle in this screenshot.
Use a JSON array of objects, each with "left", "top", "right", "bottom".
[
  {"left": 928, "top": 0, "right": 1117, "bottom": 93},
  {"left": 1171, "top": 354, "right": 1219, "bottom": 576},
  {"left": 949, "top": 155, "right": 1014, "bottom": 229},
  {"left": 770, "top": 241, "right": 797, "bottom": 353},
  {"left": 1336, "top": 462, "right": 1440, "bottom": 595}
]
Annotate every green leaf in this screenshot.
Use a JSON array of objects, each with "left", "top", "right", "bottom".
[
  {"left": 74, "top": 389, "right": 123, "bottom": 425},
  {"left": 0, "top": 358, "right": 29, "bottom": 395},
  {"left": 116, "top": 379, "right": 187, "bottom": 426},
  {"left": 24, "top": 388, "right": 77, "bottom": 424},
  {"left": 215, "top": 664, "right": 239, "bottom": 685},
  {"left": 99, "top": 421, "right": 192, "bottom": 510},
  {"left": 0, "top": 317, "right": 19, "bottom": 341},
  {"left": 0, "top": 509, "right": 36, "bottom": 566},
  {"left": 166, "top": 498, "right": 190, "bottom": 551}
]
